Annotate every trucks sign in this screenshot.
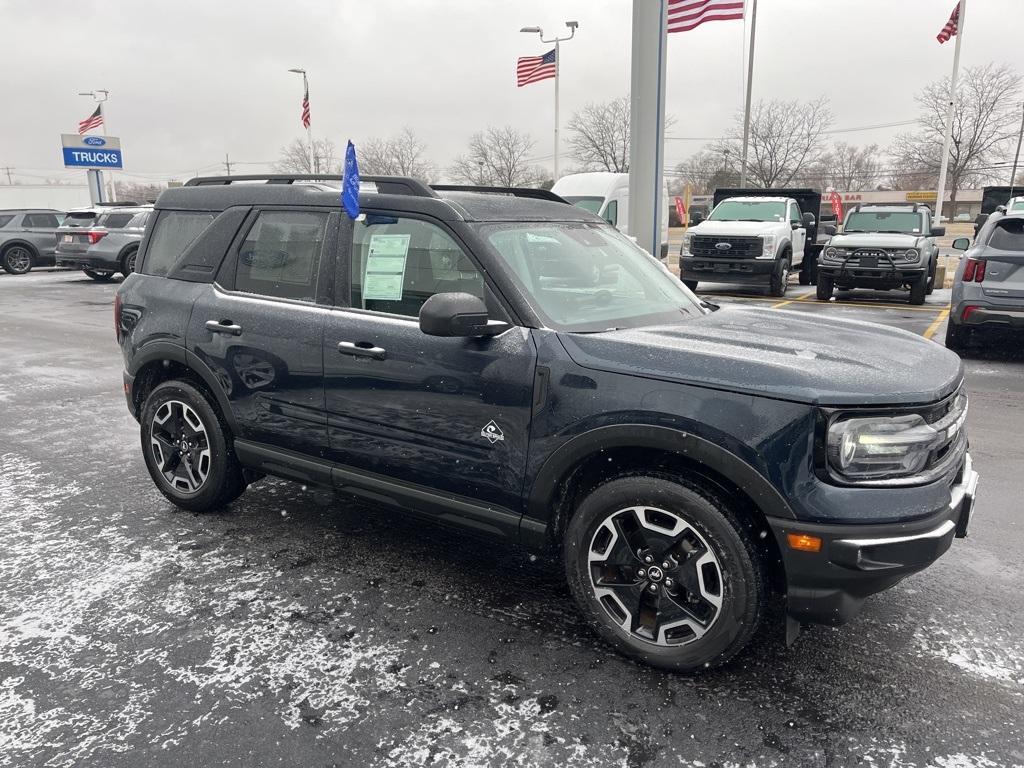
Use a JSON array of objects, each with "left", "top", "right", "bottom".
[{"left": 60, "top": 134, "right": 123, "bottom": 169}]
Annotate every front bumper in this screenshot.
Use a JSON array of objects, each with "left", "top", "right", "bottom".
[
  {"left": 679, "top": 255, "right": 776, "bottom": 283},
  {"left": 768, "top": 453, "right": 979, "bottom": 626},
  {"left": 817, "top": 260, "right": 925, "bottom": 285}
]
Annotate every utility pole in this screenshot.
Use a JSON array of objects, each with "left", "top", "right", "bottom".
[
  {"left": 224, "top": 154, "right": 233, "bottom": 176},
  {"left": 1, "top": 167, "right": 12, "bottom": 185},
  {"left": 1008, "top": 101, "right": 1024, "bottom": 199}
]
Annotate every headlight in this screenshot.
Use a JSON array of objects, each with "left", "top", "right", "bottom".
[
  {"left": 904, "top": 248, "right": 919, "bottom": 261},
  {"left": 758, "top": 234, "right": 776, "bottom": 259},
  {"left": 681, "top": 232, "right": 693, "bottom": 254},
  {"left": 824, "top": 246, "right": 841, "bottom": 259},
  {"left": 826, "top": 414, "right": 941, "bottom": 480}
]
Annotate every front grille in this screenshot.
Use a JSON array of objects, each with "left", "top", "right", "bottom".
[
  {"left": 829, "top": 248, "right": 917, "bottom": 267},
  {"left": 691, "top": 235, "right": 762, "bottom": 259}
]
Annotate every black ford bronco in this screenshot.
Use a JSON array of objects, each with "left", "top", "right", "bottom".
[{"left": 116, "top": 174, "right": 979, "bottom": 670}]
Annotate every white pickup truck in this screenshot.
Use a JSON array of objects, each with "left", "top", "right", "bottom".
[{"left": 679, "top": 189, "right": 822, "bottom": 297}]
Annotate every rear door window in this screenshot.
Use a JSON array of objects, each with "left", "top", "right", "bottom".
[
  {"left": 233, "top": 210, "right": 328, "bottom": 303},
  {"left": 142, "top": 211, "right": 215, "bottom": 276},
  {"left": 24, "top": 213, "right": 60, "bottom": 228}
]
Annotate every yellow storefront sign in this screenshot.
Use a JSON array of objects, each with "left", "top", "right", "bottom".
[{"left": 905, "top": 191, "right": 938, "bottom": 202}]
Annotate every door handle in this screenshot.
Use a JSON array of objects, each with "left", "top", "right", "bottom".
[
  {"left": 337, "top": 341, "right": 386, "bottom": 360},
  {"left": 206, "top": 319, "right": 243, "bottom": 336}
]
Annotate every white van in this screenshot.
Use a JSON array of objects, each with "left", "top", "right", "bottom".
[{"left": 551, "top": 172, "right": 670, "bottom": 258}]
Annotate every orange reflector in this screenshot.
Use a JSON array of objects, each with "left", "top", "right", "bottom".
[{"left": 787, "top": 533, "right": 823, "bottom": 553}]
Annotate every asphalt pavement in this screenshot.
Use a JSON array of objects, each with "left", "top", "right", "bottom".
[{"left": 1, "top": 269, "right": 1022, "bottom": 768}]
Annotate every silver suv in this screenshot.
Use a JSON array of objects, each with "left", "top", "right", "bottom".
[
  {"left": 0, "top": 209, "right": 65, "bottom": 275},
  {"left": 55, "top": 206, "right": 151, "bottom": 280},
  {"left": 946, "top": 210, "right": 1024, "bottom": 352}
]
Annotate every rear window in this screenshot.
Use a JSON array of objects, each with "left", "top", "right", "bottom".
[
  {"left": 98, "top": 213, "right": 136, "bottom": 229},
  {"left": 142, "top": 211, "right": 216, "bottom": 277},
  {"left": 0, "top": 215, "right": 14, "bottom": 228},
  {"left": 64, "top": 211, "right": 97, "bottom": 227},
  {"left": 988, "top": 218, "right": 1024, "bottom": 252}
]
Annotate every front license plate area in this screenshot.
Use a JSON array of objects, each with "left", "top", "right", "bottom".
[{"left": 859, "top": 256, "right": 877, "bottom": 269}]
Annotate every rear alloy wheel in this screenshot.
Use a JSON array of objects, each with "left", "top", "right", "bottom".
[
  {"left": 121, "top": 249, "right": 138, "bottom": 276},
  {"left": 140, "top": 380, "right": 246, "bottom": 511},
  {"left": 908, "top": 273, "right": 927, "bottom": 305},
  {"left": 2, "top": 245, "right": 33, "bottom": 275},
  {"left": 769, "top": 257, "right": 790, "bottom": 297},
  {"left": 84, "top": 268, "right": 115, "bottom": 282},
  {"left": 816, "top": 274, "right": 834, "bottom": 301},
  {"left": 565, "top": 475, "right": 765, "bottom": 671}
]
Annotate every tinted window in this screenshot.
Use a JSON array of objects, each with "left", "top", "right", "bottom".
[
  {"left": 63, "top": 211, "right": 98, "bottom": 227},
  {"left": 0, "top": 215, "right": 14, "bottom": 228},
  {"left": 98, "top": 213, "right": 136, "bottom": 229},
  {"left": 24, "top": 213, "right": 60, "bottom": 228},
  {"left": 234, "top": 211, "right": 327, "bottom": 302},
  {"left": 988, "top": 218, "right": 1024, "bottom": 251},
  {"left": 350, "top": 216, "right": 484, "bottom": 318},
  {"left": 142, "top": 211, "right": 215, "bottom": 276},
  {"left": 129, "top": 211, "right": 151, "bottom": 228}
]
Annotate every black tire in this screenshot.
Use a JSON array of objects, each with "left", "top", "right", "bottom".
[
  {"left": 84, "top": 268, "right": 115, "bottom": 282},
  {"left": 682, "top": 279, "right": 698, "bottom": 292},
  {"left": 925, "top": 257, "right": 937, "bottom": 295},
  {"left": 944, "top": 321, "right": 969, "bottom": 354},
  {"left": 815, "top": 274, "right": 834, "bottom": 301},
  {"left": 120, "top": 248, "right": 138, "bottom": 276},
  {"left": 798, "top": 264, "right": 811, "bottom": 285},
  {"left": 769, "top": 256, "right": 790, "bottom": 298},
  {"left": 2, "top": 244, "right": 34, "bottom": 275},
  {"left": 140, "top": 380, "right": 246, "bottom": 512},
  {"left": 564, "top": 474, "right": 766, "bottom": 671},
  {"left": 908, "top": 273, "right": 927, "bottom": 305}
]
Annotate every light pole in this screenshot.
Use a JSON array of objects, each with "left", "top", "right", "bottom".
[
  {"left": 520, "top": 20, "right": 578, "bottom": 182},
  {"left": 288, "top": 68, "right": 314, "bottom": 174},
  {"left": 79, "top": 89, "right": 111, "bottom": 203},
  {"left": 1009, "top": 101, "right": 1024, "bottom": 199}
]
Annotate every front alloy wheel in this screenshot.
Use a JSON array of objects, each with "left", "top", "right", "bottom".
[{"left": 588, "top": 505, "right": 723, "bottom": 646}]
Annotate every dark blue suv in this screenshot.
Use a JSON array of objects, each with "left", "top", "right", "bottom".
[{"left": 116, "top": 175, "right": 979, "bottom": 671}]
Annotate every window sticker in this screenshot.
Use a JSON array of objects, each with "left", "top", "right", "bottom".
[{"left": 363, "top": 233, "right": 411, "bottom": 300}]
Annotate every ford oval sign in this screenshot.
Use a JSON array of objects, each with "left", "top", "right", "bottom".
[
  {"left": 83, "top": 136, "right": 106, "bottom": 146},
  {"left": 715, "top": 242, "right": 732, "bottom": 251}
]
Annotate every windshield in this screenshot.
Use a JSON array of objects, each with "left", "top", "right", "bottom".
[
  {"left": 561, "top": 196, "right": 605, "bottom": 216},
  {"left": 481, "top": 222, "right": 705, "bottom": 333},
  {"left": 708, "top": 200, "right": 786, "bottom": 222},
  {"left": 844, "top": 211, "right": 923, "bottom": 234}
]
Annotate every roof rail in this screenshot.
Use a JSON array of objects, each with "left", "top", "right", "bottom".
[
  {"left": 851, "top": 202, "right": 921, "bottom": 214},
  {"left": 431, "top": 184, "right": 569, "bottom": 204},
  {"left": 184, "top": 174, "right": 437, "bottom": 198},
  {"left": 97, "top": 201, "right": 139, "bottom": 207}
]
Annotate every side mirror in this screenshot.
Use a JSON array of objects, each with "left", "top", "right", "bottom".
[
  {"left": 802, "top": 212, "right": 816, "bottom": 228},
  {"left": 823, "top": 224, "right": 837, "bottom": 236},
  {"left": 952, "top": 237, "right": 971, "bottom": 251},
  {"left": 931, "top": 226, "right": 946, "bottom": 237},
  {"left": 419, "top": 292, "right": 510, "bottom": 337}
]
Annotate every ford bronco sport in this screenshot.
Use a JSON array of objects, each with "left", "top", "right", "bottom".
[{"left": 116, "top": 174, "right": 979, "bottom": 671}]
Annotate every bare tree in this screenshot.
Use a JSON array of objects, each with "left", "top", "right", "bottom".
[
  {"left": 568, "top": 95, "right": 631, "bottom": 172},
  {"left": 712, "top": 97, "right": 833, "bottom": 188},
  {"left": 673, "top": 147, "right": 739, "bottom": 195},
  {"left": 890, "top": 63, "right": 1022, "bottom": 203},
  {"left": 275, "top": 138, "right": 340, "bottom": 174},
  {"left": 112, "top": 181, "right": 166, "bottom": 203},
  {"left": 359, "top": 127, "right": 437, "bottom": 181},
  {"left": 817, "top": 142, "right": 881, "bottom": 191},
  {"left": 450, "top": 126, "right": 546, "bottom": 187}
]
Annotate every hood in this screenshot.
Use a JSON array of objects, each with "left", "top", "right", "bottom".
[
  {"left": 690, "top": 220, "right": 784, "bottom": 235},
  {"left": 829, "top": 232, "right": 922, "bottom": 249},
  {"left": 558, "top": 306, "right": 963, "bottom": 406}
]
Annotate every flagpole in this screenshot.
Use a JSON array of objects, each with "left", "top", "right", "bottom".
[
  {"left": 739, "top": 0, "right": 758, "bottom": 188},
  {"left": 935, "top": 0, "right": 966, "bottom": 225},
  {"left": 554, "top": 38, "right": 561, "bottom": 182},
  {"left": 304, "top": 72, "right": 315, "bottom": 174}
]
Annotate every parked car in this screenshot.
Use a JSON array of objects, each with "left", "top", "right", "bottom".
[
  {"left": 0, "top": 209, "right": 64, "bottom": 274},
  {"left": 945, "top": 209, "right": 1024, "bottom": 352},
  {"left": 817, "top": 203, "right": 944, "bottom": 305},
  {"left": 551, "top": 171, "right": 670, "bottom": 258},
  {"left": 679, "top": 189, "right": 824, "bottom": 296},
  {"left": 56, "top": 205, "right": 152, "bottom": 280},
  {"left": 116, "top": 174, "right": 978, "bottom": 672}
]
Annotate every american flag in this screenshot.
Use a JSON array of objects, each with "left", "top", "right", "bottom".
[
  {"left": 301, "top": 83, "right": 311, "bottom": 129},
  {"left": 936, "top": 2, "right": 960, "bottom": 44},
  {"left": 517, "top": 48, "right": 556, "bottom": 87},
  {"left": 78, "top": 105, "right": 103, "bottom": 134},
  {"left": 668, "top": 0, "right": 746, "bottom": 33}
]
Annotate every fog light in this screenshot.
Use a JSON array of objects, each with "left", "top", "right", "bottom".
[{"left": 787, "top": 533, "right": 823, "bottom": 553}]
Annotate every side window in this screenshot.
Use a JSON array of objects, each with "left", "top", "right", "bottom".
[
  {"left": 988, "top": 218, "right": 1024, "bottom": 251},
  {"left": 0, "top": 215, "right": 14, "bottom": 228},
  {"left": 603, "top": 199, "right": 618, "bottom": 227},
  {"left": 789, "top": 204, "right": 801, "bottom": 224},
  {"left": 25, "top": 213, "right": 60, "bottom": 228},
  {"left": 234, "top": 210, "right": 327, "bottom": 302},
  {"left": 350, "top": 216, "right": 484, "bottom": 317},
  {"left": 142, "top": 211, "right": 215, "bottom": 276},
  {"left": 99, "top": 213, "right": 135, "bottom": 229}
]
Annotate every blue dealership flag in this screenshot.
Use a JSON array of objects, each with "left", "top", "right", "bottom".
[{"left": 342, "top": 140, "right": 360, "bottom": 219}]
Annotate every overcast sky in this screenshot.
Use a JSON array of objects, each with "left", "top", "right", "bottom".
[{"left": 2, "top": 0, "right": 1023, "bottom": 185}]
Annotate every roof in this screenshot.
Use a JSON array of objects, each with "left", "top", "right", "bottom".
[
  {"left": 156, "top": 176, "right": 601, "bottom": 224},
  {"left": 717, "top": 196, "right": 793, "bottom": 203},
  {"left": 0, "top": 208, "right": 63, "bottom": 214},
  {"left": 849, "top": 205, "right": 926, "bottom": 213}
]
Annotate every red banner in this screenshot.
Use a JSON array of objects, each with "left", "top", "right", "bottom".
[
  {"left": 829, "top": 190, "right": 843, "bottom": 219},
  {"left": 674, "top": 196, "right": 687, "bottom": 223}
]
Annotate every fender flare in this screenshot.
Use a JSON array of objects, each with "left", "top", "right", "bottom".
[
  {"left": 1, "top": 239, "right": 40, "bottom": 260},
  {"left": 129, "top": 341, "right": 239, "bottom": 433},
  {"left": 521, "top": 423, "right": 796, "bottom": 548}
]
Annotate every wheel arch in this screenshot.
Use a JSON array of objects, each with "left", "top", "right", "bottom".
[
  {"left": 118, "top": 242, "right": 140, "bottom": 268},
  {"left": 1, "top": 239, "right": 40, "bottom": 260},
  {"left": 130, "top": 342, "right": 239, "bottom": 434}
]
